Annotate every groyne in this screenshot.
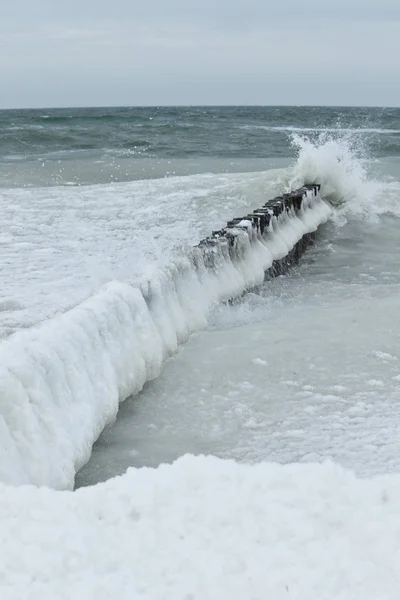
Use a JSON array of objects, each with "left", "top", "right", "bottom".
[{"left": 0, "top": 184, "right": 331, "bottom": 489}]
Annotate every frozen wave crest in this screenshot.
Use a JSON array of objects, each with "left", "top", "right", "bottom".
[
  {"left": 0, "top": 191, "right": 331, "bottom": 489},
  {"left": 288, "top": 133, "right": 400, "bottom": 217}
]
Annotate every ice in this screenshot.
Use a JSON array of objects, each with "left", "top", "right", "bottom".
[
  {"left": 0, "top": 185, "right": 331, "bottom": 489},
  {"left": 2, "top": 121, "right": 400, "bottom": 598},
  {"left": 0, "top": 142, "right": 399, "bottom": 597},
  {"left": 77, "top": 218, "right": 400, "bottom": 485},
  {"left": 2, "top": 456, "right": 400, "bottom": 599},
  {"left": 0, "top": 169, "right": 284, "bottom": 336}
]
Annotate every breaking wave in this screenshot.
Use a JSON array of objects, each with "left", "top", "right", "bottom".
[
  {"left": 288, "top": 133, "right": 400, "bottom": 218},
  {"left": 242, "top": 125, "right": 400, "bottom": 135}
]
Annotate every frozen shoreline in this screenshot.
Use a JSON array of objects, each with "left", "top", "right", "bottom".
[{"left": 0, "top": 187, "right": 331, "bottom": 489}]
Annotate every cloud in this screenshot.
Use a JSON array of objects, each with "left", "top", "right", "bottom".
[
  {"left": 4, "top": 0, "right": 400, "bottom": 28},
  {"left": 1, "top": 0, "right": 400, "bottom": 107}
]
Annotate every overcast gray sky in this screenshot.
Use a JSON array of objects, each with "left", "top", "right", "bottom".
[{"left": 1, "top": 0, "right": 400, "bottom": 108}]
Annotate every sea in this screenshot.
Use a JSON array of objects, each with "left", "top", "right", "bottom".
[{"left": 1, "top": 105, "right": 400, "bottom": 490}]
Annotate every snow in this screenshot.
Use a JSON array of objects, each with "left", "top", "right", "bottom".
[
  {"left": 0, "top": 187, "right": 331, "bottom": 490},
  {"left": 1, "top": 456, "right": 400, "bottom": 600}
]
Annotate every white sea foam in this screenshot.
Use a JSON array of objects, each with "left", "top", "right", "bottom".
[
  {"left": 0, "top": 170, "right": 283, "bottom": 335},
  {"left": 0, "top": 190, "right": 331, "bottom": 489},
  {"left": 242, "top": 125, "right": 400, "bottom": 135},
  {"left": 288, "top": 134, "right": 400, "bottom": 218}
]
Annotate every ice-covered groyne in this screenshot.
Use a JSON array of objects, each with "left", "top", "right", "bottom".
[
  {"left": 0, "top": 185, "right": 331, "bottom": 489},
  {"left": 197, "top": 184, "right": 324, "bottom": 286}
]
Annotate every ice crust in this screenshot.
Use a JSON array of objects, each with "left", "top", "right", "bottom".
[{"left": 0, "top": 190, "right": 331, "bottom": 489}]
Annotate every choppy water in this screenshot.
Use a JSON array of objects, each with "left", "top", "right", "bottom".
[
  {"left": 1, "top": 105, "right": 400, "bottom": 490},
  {"left": 1, "top": 106, "right": 400, "bottom": 187}
]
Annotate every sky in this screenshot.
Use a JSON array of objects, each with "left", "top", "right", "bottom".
[{"left": 1, "top": 0, "right": 400, "bottom": 108}]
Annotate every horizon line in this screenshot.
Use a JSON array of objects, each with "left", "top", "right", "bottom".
[{"left": 1, "top": 103, "right": 399, "bottom": 111}]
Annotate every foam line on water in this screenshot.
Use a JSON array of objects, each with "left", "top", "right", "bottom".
[
  {"left": 0, "top": 187, "right": 332, "bottom": 489},
  {"left": 241, "top": 125, "right": 400, "bottom": 134}
]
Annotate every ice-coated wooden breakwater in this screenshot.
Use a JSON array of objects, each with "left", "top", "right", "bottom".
[
  {"left": 195, "top": 184, "right": 325, "bottom": 292},
  {"left": 0, "top": 182, "right": 332, "bottom": 490}
]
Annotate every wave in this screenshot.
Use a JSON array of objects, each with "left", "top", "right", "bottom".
[
  {"left": 0, "top": 189, "right": 331, "bottom": 489},
  {"left": 242, "top": 125, "right": 400, "bottom": 135},
  {"left": 36, "top": 113, "right": 145, "bottom": 124},
  {"left": 287, "top": 133, "right": 400, "bottom": 218}
]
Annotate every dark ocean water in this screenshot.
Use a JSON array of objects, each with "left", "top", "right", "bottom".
[
  {"left": 1, "top": 106, "right": 400, "bottom": 183},
  {"left": 1, "top": 105, "right": 400, "bottom": 188},
  {"left": 2, "top": 105, "right": 400, "bottom": 158}
]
